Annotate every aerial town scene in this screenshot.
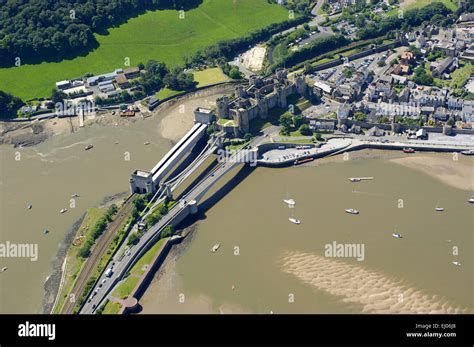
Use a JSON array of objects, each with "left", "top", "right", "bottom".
[{"left": 0, "top": 0, "right": 472, "bottom": 340}]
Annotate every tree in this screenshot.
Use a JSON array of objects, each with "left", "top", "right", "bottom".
[
  {"left": 51, "top": 89, "right": 67, "bottom": 104},
  {"left": 0, "top": 91, "right": 24, "bottom": 119},
  {"left": 127, "top": 232, "right": 140, "bottom": 245},
  {"left": 446, "top": 117, "right": 455, "bottom": 126},
  {"left": 354, "top": 112, "right": 366, "bottom": 122},
  {"left": 279, "top": 113, "right": 293, "bottom": 129},
  {"left": 299, "top": 124, "right": 312, "bottom": 136},
  {"left": 293, "top": 115, "right": 305, "bottom": 128}
]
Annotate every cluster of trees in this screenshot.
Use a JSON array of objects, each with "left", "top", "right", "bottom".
[
  {"left": 279, "top": 112, "right": 311, "bottom": 136},
  {"left": 358, "top": 2, "right": 452, "bottom": 40},
  {"left": 413, "top": 66, "right": 434, "bottom": 86},
  {"left": 220, "top": 63, "right": 243, "bottom": 80},
  {"left": 0, "top": 0, "right": 203, "bottom": 65},
  {"left": 0, "top": 91, "right": 24, "bottom": 119},
  {"left": 271, "top": 35, "right": 350, "bottom": 70},
  {"left": 78, "top": 204, "right": 118, "bottom": 258},
  {"left": 267, "top": 0, "right": 314, "bottom": 14}
]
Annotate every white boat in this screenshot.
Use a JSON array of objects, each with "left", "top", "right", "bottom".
[
  {"left": 468, "top": 197, "right": 474, "bottom": 203},
  {"left": 452, "top": 261, "right": 461, "bottom": 266},
  {"left": 144, "top": 141, "right": 150, "bottom": 145},
  {"left": 289, "top": 218, "right": 301, "bottom": 225},
  {"left": 435, "top": 207, "right": 444, "bottom": 212},
  {"left": 211, "top": 243, "right": 220, "bottom": 253},
  {"left": 60, "top": 208, "right": 68, "bottom": 214},
  {"left": 27, "top": 204, "right": 32, "bottom": 210},
  {"left": 85, "top": 144, "right": 94, "bottom": 150},
  {"left": 44, "top": 229, "right": 49, "bottom": 235},
  {"left": 71, "top": 193, "right": 80, "bottom": 198},
  {"left": 283, "top": 198, "right": 296, "bottom": 206},
  {"left": 345, "top": 208, "right": 359, "bottom": 215},
  {"left": 460, "top": 149, "right": 474, "bottom": 156},
  {"left": 348, "top": 177, "right": 373, "bottom": 182},
  {"left": 0, "top": 267, "right": 7, "bottom": 273},
  {"left": 392, "top": 233, "right": 403, "bottom": 239}
]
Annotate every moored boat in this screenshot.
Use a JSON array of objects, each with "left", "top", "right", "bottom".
[
  {"left": 392, "top": 233, "right": 402, "bottom": 239},
  {"left": 345, "top": 208, "right": 359, "bottom": 214},
  {"left": 85, "top": 144, "right": 94, "bottom": 150},
  {"left": 60, "top": 208, "right": 68, "bottom": 214},
  {"left": 289, "top": 218, "right": 301, "bottom": 225},
  {"left": 211, "top": 243, "right": 220, "bottom": 253},
  {"left": 283, "top": 198, "right": 295, "bottom": 206},
  {"left": 403, "top": 148, "right": 415, "bottom": 153},
  {"left": 460, "top": 149, "right": 474, "bottom": 156},
  {"left": 468, "top": 196, "right": 474, "bottom": 203},
  {"left": 435, "top": 207, "right": 444, "bottom": 212},
  {"left": 452, "top": 261, "right": 461, "bottom": 266}
]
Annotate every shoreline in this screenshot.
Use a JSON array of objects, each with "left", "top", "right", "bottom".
[
  {"left": 42, "top": 191, "right": 129, "bottom": 314},
  {"left": 0, "top": 83, "right": 235, "bottom": 147}
]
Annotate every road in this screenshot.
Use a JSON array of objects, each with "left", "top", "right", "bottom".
[
  {"left": 79, "top": 133, "right": 271, "bottom": 314},
  {"left": 60, "top": 196, "right": 135, "bottom": 314}
]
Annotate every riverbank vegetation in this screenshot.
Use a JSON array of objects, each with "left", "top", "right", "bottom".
[{"left": 52, "top": 207, "right": 107, "bottom": 313}]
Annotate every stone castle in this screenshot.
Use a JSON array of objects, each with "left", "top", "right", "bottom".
[{"left": 216, "top": 69, "right": 308, "bottom": 136}]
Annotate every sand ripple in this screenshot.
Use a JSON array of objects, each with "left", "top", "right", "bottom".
[{"left": 281, "top": 251, "right": 470, "bottom": 314}]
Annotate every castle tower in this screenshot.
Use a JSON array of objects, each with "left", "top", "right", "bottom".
[
  {"left": 237, "top": 109, "right": 250, "bottom": 134},
  {"left": 295, "top": 74, "right": 307, "bottom": 95},
  {"left": 216, "top": 96, "right": 229, "bottom": 119},
  {"left": 236, "top": 85, "right": 246, "bottom": 98},
  {"left": 275, "top": 85, "right": 287, "bottom": 109}
]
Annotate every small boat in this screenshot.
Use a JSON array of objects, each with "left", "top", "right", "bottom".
[
  {"left": 294, "top": 157, "right": 314, "bottom": 166},
  {"left": 85, "top": 144, "right": 94, "bottom": 150},
  {"left": 452, "top": 261, "right": 461, "bottom": 266},
  {"left": 460, "top": 149, "right": 474, "bottom": 156},
  {"left": 289, "top": 218, "right": 301, "bottom": 225},
  {"left": 27, "top": 204, "right": 32, "bottom": 210},
  {"left": 283, "top": 198, "right": 295, "bottom": 206},
  {"left": 60, "top": 208, "right": 68, "bottom": 214},
  {"left": 345, "top": 208, "right": 359, "bottom": 215},
  {"left": 0, "top": 267, "right": 7, "bottom": 273},
  {"left": 114, "top": 141, "right": 119, "bottom": 144},
  {"left": 348, "top": 177, "right": 373, "bottom": 182},
  {"left": 44, "top": 229, "right": 49, "bottom": 235},
  {"left": 468, "top": 197, "right": 474, "bottom": 203},
  {"left": 392, "top": 233, "right": 403, "bottom": 239},
  {"left": 71, "top": 193, "right": 80, "bottom": 198},
  {"left": 211, "top": 243, "right": 220, "bottom": 253},
  {"left": 403, "top": 148, "right": 415, "bottom": 153},
  {"left": 144, "top": 141, "right": 150, "bottom": 145},
  {"left": 435, "top": 207, "right": 444, "bottom": 212}
]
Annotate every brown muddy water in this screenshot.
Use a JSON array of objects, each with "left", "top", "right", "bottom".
[
  {"left": 140, "top": 153, "right": 473, "bottom": 314},
  {"left": 0, "top": 94, "right": 221, "bottom": 313}
]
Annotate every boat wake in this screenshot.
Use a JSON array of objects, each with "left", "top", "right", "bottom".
[{"left": 280, "top": 250, "right": 470, "bottom": 314}]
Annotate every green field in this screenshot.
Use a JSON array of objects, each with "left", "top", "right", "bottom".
[
  {"left": 0, "top": 0, "right": 289, "bottom": 100},
  {"left": 130, "top": 238, "right": 166, "bottom": 276},
  {"left": 400, "top": 0, "right": 458, "bottom": 11},
  {"left": 112, "top": 275, "right": 140, "bottom": 299},
  {"left": 194, "top": 67, "right": 231, "bottom": 86}
]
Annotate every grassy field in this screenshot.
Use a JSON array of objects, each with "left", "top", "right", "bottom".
[
  {"left": 194, "top": 67, "right": 230, "bottom": 86},
  {"left": 156, "top": 88, "right": 185, "bottom": 100},
  {"left": 102, "top": 300, "right": 122, "bottom": 314},
  {"left": 0, "top": 0, "right": 289, "bottom": 100},
  {"left": 130, "top": 238, "right": 166, "bottom": 276},
  {"left": 112, "top": 275, "right": 140, "bottom": 299},
  {"left": 400, "top": 0, "right": 458, "bottom": 11},
  {"left": 52, "top": 207, "right": 107, "bottom": 314}
]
